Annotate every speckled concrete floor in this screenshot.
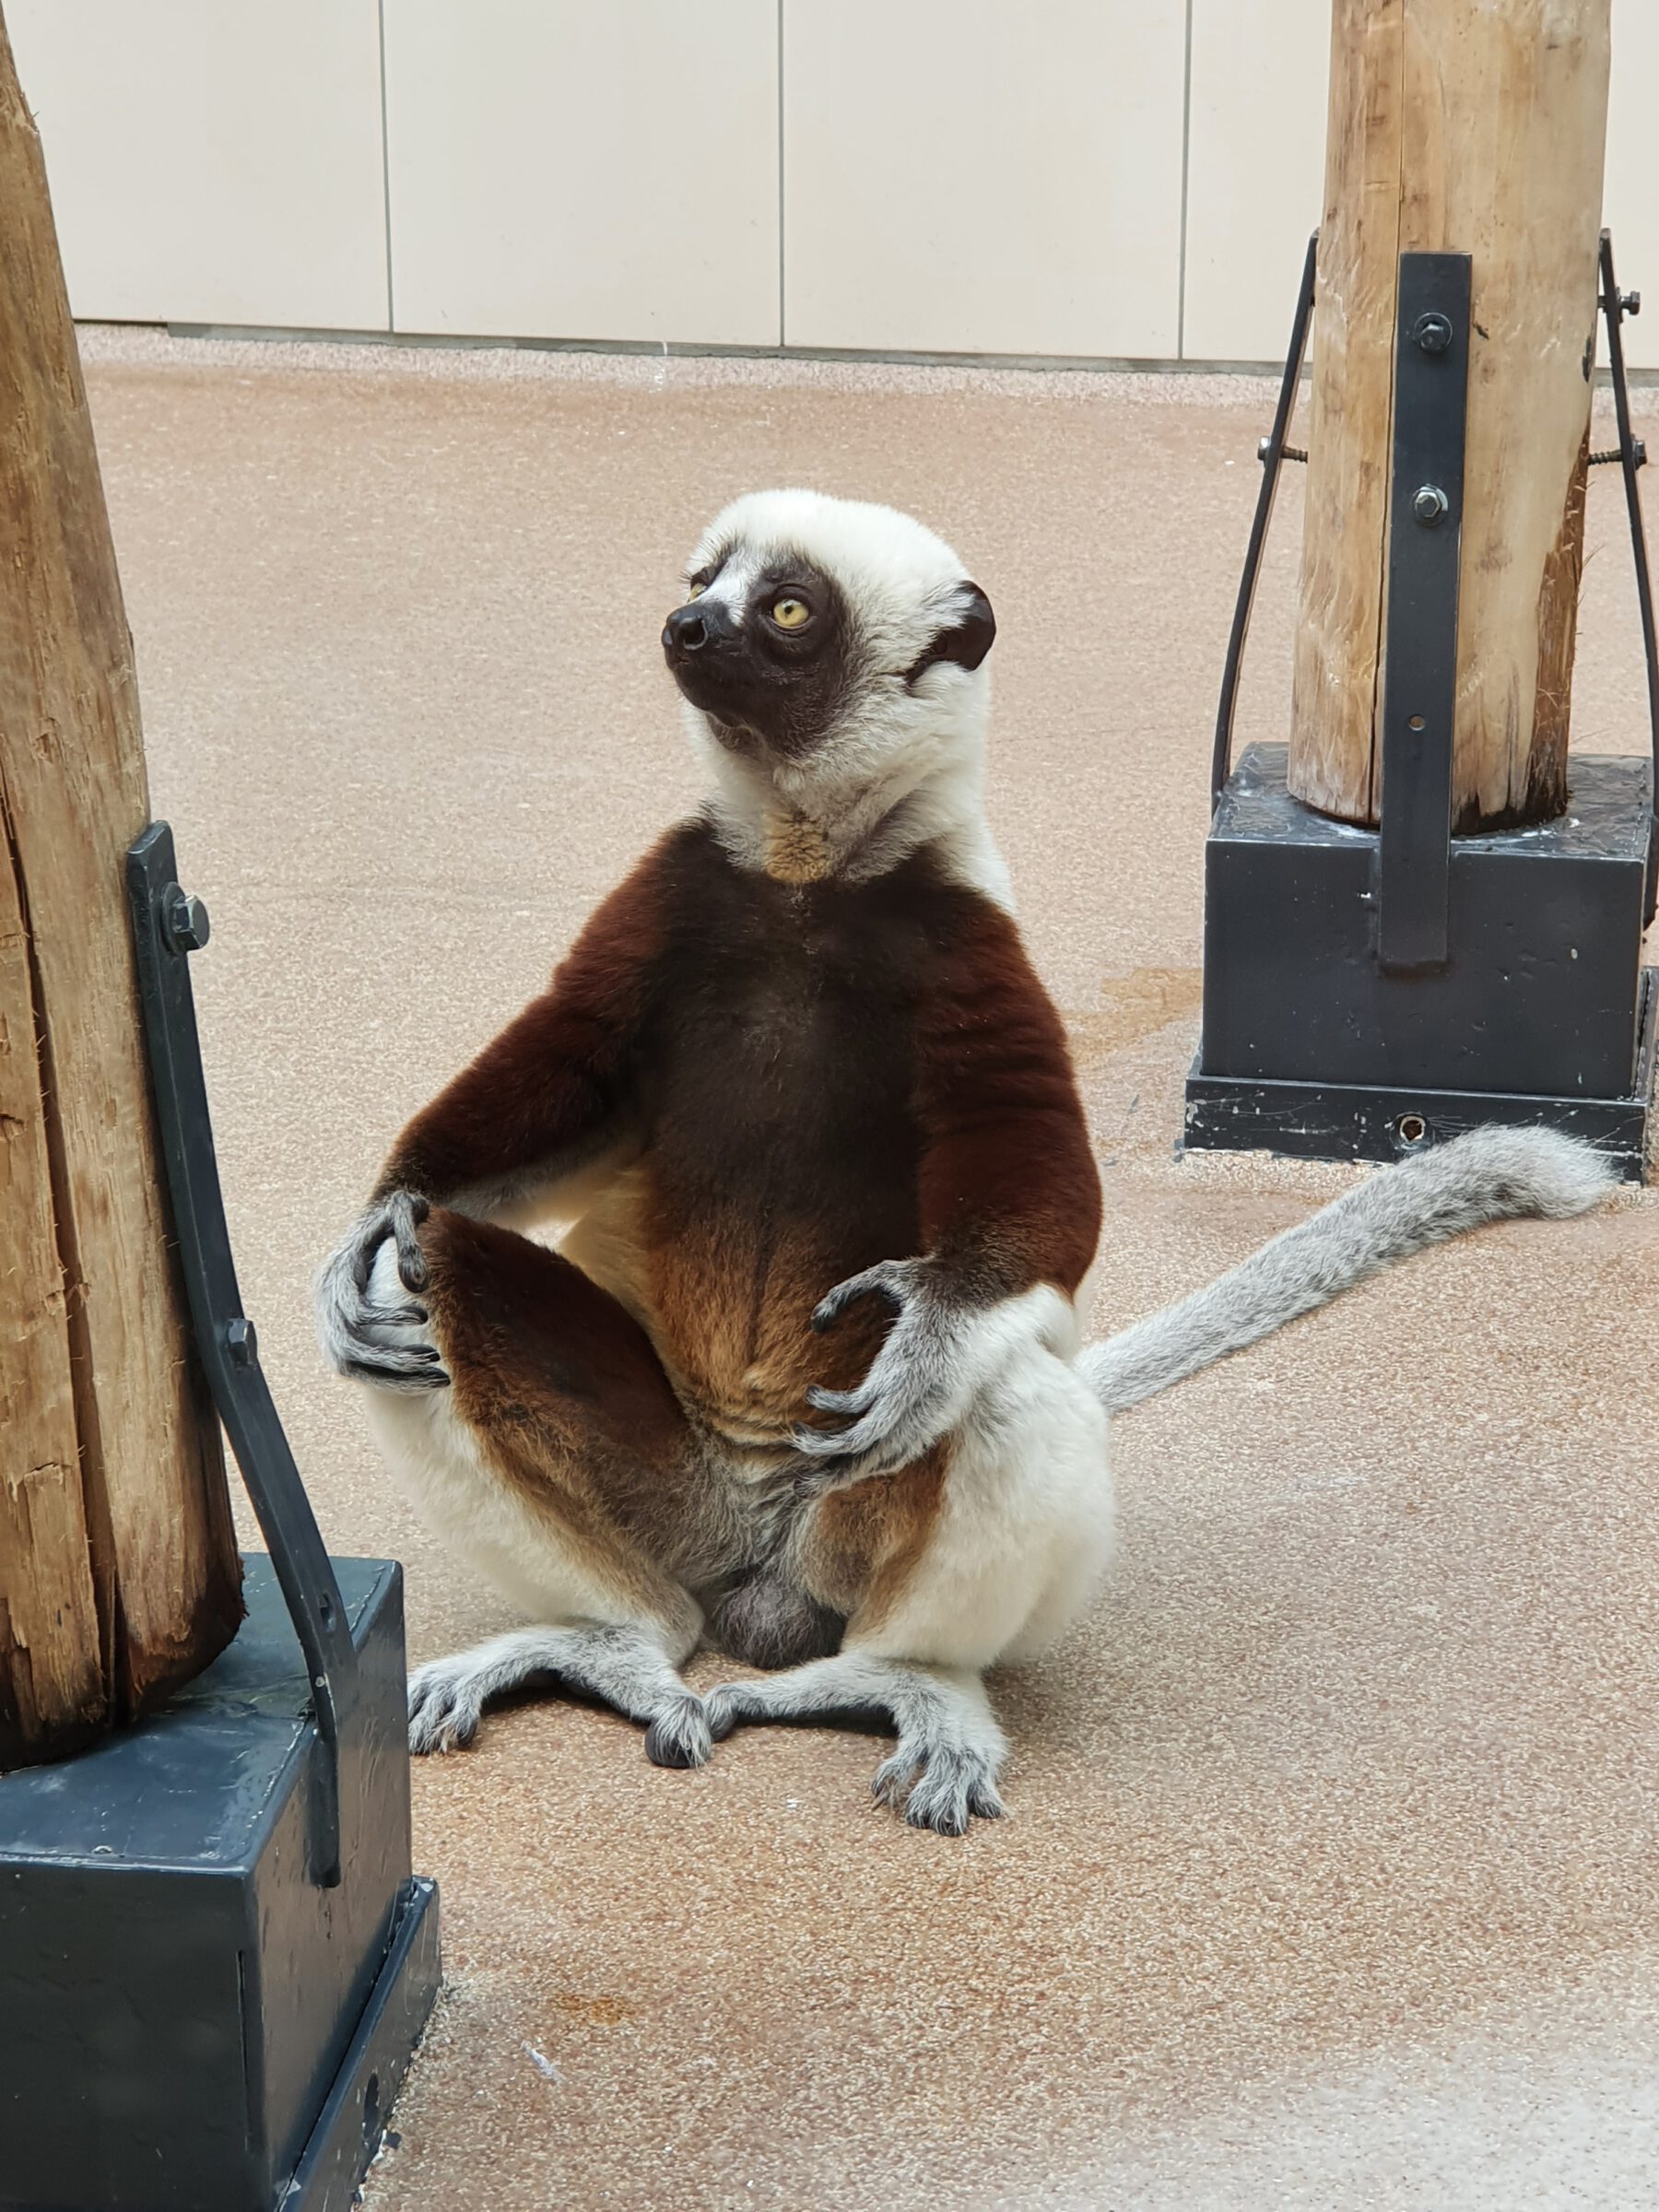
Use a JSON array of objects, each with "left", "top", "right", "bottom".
[{"left": 80, "top": 330, "right": 1659, "bottom": 2210}]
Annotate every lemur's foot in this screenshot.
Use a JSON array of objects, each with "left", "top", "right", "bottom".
[
  {"left": 643, "top": 1694, "right": 714, "bottom": 1770},
  {"left": 406, "top": 1627, "right": 711, "bottom": 1765},
  {"left": 704, "top": 1654, "right": 1006, "bottom": 1835},
  {"left": 407, "top": 1651, "right": 492, "bottom": 1754},
  {"left": 871, "top": 1742, "right": 1004, "bottom": 1834}
]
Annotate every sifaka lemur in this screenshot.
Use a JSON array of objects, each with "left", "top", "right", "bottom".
[{"left": 316, "top": 488, "right": 1614, "bottom": 1835}]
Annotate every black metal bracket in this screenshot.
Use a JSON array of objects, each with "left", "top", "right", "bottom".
[
  {"left": 1212, "top": 230, "right": 1318, "bottom": 808},
  {"left": 1377, "top": 253, "right": 1471, "bottom": 971},
  {"left": 127, "top": 822, "right": 358, "bottom": 1888}
]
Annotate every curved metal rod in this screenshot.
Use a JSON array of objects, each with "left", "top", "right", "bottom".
[
  {"left": 1598, "top": 228, "right": 1659, "bottom": 926},
  {"left": 1211, "top": 230, "right": 1319, "bottom": 807}
]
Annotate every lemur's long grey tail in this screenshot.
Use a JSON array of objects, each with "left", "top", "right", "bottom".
[{"left": 1077, "top": 1126, "right": 1616, "bottom": 1416}]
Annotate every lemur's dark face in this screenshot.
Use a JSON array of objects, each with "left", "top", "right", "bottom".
[
  {"left": 664, "top": 489, "right": 995, "bottom": 769},
  {"left": 662, "top": 554, "right": 854, "bottom": 760}
]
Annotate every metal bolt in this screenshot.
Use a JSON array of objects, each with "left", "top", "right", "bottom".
[
  {"left": 1257, "top": 434, "right": 1272, "bottom": 463},
  {"left": 1412, "top": 484, "right": 1450, "bottom": 526},
  {"left": 1411, "top": 311, "right": 1453, "bottom": 355},
  {"left": 225, "top": 1315, "right": 258, "bottom": 1367},
  {"left": 1622, "top": 288, "right": 1641, "bottom": 318},
  {"left": 1636, "top": 438, "right": 1649, "bottom": 469},
  {"left": 162, "top": 884, "right": 210, "bottom": 953}
]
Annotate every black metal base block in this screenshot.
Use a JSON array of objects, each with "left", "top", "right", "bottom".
[
  {"left": 0, "top": 1558, "right": 441, "bottom": 2212},
  {"left": 1202, "top": 744, "right": 1653, "bottom": 1094},
  {"left": 1187, "top": 743, "right": 1656, "bottom": 1175}
]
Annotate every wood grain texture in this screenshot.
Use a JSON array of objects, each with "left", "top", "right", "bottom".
[
  {"left": 0, "top": 5, "right": 241, "bottom": 1767},
  {"left": 1290, "top": 0, "right": 1406, "bottom": 823},
  {"left": 1289, "top": 0, "right": 1610, "bottom": 828},
  {"left": 0, "top": 801, "right": 104, "bottom": 1764}
]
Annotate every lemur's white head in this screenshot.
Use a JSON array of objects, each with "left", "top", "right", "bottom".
[{"left": 661, "top": 489, "right": 999, "bottom": 886}]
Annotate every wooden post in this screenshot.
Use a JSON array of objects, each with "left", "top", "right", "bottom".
[
  {"left": 1290, "top": 0, "right": 1612, "bottom": 829},
  {"left": 0, "top": 8, "right": 241, "bottom": 1769}
]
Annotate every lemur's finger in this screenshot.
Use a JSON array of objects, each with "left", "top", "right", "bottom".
[
  {"left": 810, "top": 1262, "right": 906, "bottom": 1333},
  {"left": 871, "top": 1748, "right": 924, "bottom": 1809},
  {"left": 341, "top": 1354, "right": 450, "bottom": 1392},
  {"left": 805, "top": 1382, "right": 877, "bottom": 1417},
  {"left": 336, "top": 1297, "right": 432, "bottom": 1350},
  {"left": 793, "top": 1410, "right": 910, "bottom": 1467},
  {"left": 389, "top": 1191, "right": 430, "bottom": 1291},
  {"left": 348, "top": 1335, "right": 444, "bottom": 1371},
  {"left": 792, "top": 1422, "right": 854, "bottom": 1457},
  {"left": 809, "top": 1284, "right": 863, "bottom": 1333},
  {"left": 347, "top": 1290, "right": 429, "bottom": 1329},
  {"left": 810, "top": 1411, "right": 891, "bottom": 1457},
  {"left": 832, "top": 1379, "right": 955, "bottom": 1468}
]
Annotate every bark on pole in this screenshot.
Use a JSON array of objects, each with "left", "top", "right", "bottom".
[
  {"left": 0, "top": 6, "right": 241, "bottom": 1769},
  {"left": 1290, "top": 0, "right": 1613, "bottom": 830}
]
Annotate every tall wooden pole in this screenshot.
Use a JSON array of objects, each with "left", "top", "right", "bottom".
[
  {"left": 1290, "top": 0, "right": 1612, "bottom": 830},
  {"left": 0, "top": 7, "right": 241, "bottom": 1768}
]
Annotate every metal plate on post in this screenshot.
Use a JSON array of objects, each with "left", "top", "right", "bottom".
[{"left": 1378, "top": 252, "right": 1472, "bottom": 972}]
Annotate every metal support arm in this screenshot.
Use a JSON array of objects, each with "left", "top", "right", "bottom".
[{"left": 127, "top": 821, "right": 358, "bottom": 1888}]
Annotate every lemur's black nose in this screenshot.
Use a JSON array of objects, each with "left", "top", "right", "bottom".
[{"left": 663, "top": 606, "right": 709, "bottom": 653}]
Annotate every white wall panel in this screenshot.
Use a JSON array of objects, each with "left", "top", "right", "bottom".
[
  {"left": 1605, "top": 0, "right": 1659, "bottom": 372},
  {"left": 11, "top": 2, "right": 1641, "bottom": 371},
  {"left": 6, "top": 0, "right": 390, "bottom": 330},
  {"left": 383, "top": 0, "right": 780, "bottom": 345},
  {"left": 1182, "top": 0, "right": 1329, "bottom": 362},
  {"left": 782, "top": 0, "right": 1186, "bottom": 359}
]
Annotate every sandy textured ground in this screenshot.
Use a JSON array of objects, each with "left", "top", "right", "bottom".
[{"left": 79, "top": 328, "right": 1659, "bottom": 2209}]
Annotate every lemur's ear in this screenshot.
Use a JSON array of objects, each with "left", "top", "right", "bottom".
[{"left": 903, "top": 582, "right": 996, "bottom": 685}]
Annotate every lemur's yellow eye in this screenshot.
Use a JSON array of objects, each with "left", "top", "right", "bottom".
[
  {"left": 771, "top": 596, "right": 811, "bottom": 629},
  {"left": 687, "top": 580, "right": 706, "bottom": 600}
]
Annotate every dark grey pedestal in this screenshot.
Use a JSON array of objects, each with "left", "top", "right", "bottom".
[
  {"left": 0, "top": 1556, "right": 440, "bottom": 2212},
  {"left": 1186, "top": 743, "right": 1657, "bottom": 1175}
]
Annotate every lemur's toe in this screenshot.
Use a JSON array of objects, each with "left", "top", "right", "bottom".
[{"left": 644, "top": 1694, "right": 712, "bottom": 1769}]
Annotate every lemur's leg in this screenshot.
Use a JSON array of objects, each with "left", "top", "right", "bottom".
[
  {"left": 357, "top": 1210, "right": 713, "bottom": 1768},
  {"left": 707, "top": 1337, "right": 1112, "bottom": 1831}
]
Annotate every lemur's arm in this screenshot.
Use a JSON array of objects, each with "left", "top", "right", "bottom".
[
  {"left": 317, "top": 838, "right": 672, "bottom": 1387},
  {"left": 798, "top": 888, "right": 1101, "bottom": 1477}
]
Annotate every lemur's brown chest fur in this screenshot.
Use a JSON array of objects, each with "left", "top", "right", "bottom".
[{"left": 582, "top": 827, "right": 942, "bottom": 1442}]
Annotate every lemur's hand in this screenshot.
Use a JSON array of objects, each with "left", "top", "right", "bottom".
[
  {"left": 315, "top": 1190, "right": 450, "bottom": 1390},
  {"left": 793, "top": 1258, "right": 978, "bottom": 1489}
]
